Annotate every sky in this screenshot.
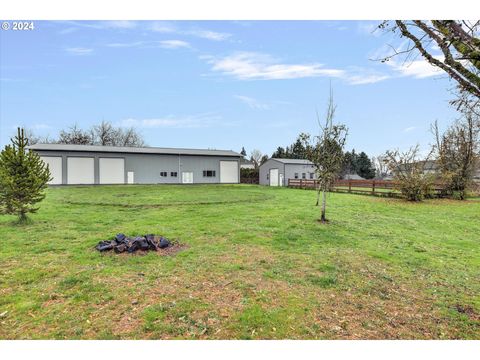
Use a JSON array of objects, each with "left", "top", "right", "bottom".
[{"left": 0, "top": 20, "right": 460, "bottom": 157}]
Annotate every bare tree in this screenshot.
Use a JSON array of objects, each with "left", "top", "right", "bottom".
[
  {"left": 379, "top": 21, "right": 480, "bottom": 99},
  {"left": 372, "top": 155, "right": 390, "bottom": 179},
  {"left": 58, "top": 124, "right": 92, "bottom": 145},
  {"left": 90, "top": 121, "right": 116, "bottom": 146},
  {"left": 90, "top": 121, "right": 145, "bottom": 147},
  {"left": 23, "top": 129, "right": 53, "bottom": 145},
  {"left": 116, "top": 126, "right": 146, "bottom": 147},
  {"left": 250, "top": 149, "right": 263, "bottom": 169},
  {"left": 383, "top": 145, "right": 435, "bottom": 201},
  {"left": 432, "top": 109, "right": 480, "bottom": 199},
  {"left": 304, "top": 90, "right": 348, "bottom": 222}
]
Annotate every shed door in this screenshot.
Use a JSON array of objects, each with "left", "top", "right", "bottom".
[
  {"left": 182, "top": 172, "right": 193, "bottom": 184},
  {"left": 40, "top": 156, "right": 62, "bottom": 185},
  {"left": 67, "top": 157, "right": 94, "bottom": 184},
  {"left": 99, "top": 158, "right": 125, "bottom": 184},
  {"left": 220, "top": 161, "right": 238, "bottom": 183},
  {"left": 269, "top": 168, "right": 279, "bottom": 186}
]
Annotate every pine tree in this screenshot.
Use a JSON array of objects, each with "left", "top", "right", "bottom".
[
  {"left": 356, "top": 152, "right": 376, "bottom": 179},
  {"left": 0, "top": 128, "right": 52, "bottom": 223}
]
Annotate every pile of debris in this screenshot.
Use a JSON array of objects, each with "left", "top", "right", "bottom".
[{"left": 95, "top": 233, "right": 172, "bottom": 254}]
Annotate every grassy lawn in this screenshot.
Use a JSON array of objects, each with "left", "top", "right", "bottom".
[{"left": 0, "top": 184, "right": 479, "bottom": 339}]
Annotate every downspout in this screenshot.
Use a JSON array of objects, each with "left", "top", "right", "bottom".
[{"left": 178, "top": 153, "right": 181, "bottom": 184}]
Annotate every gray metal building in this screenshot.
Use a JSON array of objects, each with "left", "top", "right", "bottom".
[
  {"left": 28, "top": 144, "right": 242, "bottom": 185},
  {"left": 259, "top": 158, "right": 316, "bottom": 186}
]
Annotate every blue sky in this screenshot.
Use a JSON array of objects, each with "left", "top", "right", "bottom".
[{"left": 0, "top": 20, "right": 459, "bottom": 157}]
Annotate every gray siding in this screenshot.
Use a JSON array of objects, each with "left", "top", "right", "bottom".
[
  {"left": 34, "top": 150, "right": 240, "bottom": 185},
  {"left": 284, "top": 163, "right": 316, "bottom": 183},
  {"left": 259, "top": 159, "right": 285, "bottom": 185},
  {"left": 259, "top": 159, "right": 316, "bottom": 186}
]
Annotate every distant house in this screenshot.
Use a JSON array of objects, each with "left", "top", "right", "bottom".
[
  {"left": 240, "top": 157, "right": 255, "bottom": 169},
  {"left": 259, "top": 158, "right": 316, "bottom": 186},
  {"left": 395, "top": 159, "right": 480, "bottom": 181}
]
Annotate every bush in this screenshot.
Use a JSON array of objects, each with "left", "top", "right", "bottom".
[
  {"left": 383, "top": 146, "right": 436, "bottom": 202},
  {"left": 240, "top": 168, "right": 259, "bottom": 184}
]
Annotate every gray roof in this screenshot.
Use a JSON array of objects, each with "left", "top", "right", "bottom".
[
  {"left": 271, "top": 158, "right": 313, "bottom": 165},
  {"left": 27, "top": 143, "right": 242, "bottom": 157}
]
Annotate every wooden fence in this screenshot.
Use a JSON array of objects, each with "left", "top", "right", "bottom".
[{"left": 288, "top": 178, "right": 444, "bottom": 197}]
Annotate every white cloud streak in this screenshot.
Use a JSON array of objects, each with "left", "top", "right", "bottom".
[
  {"left": 203, "top": 52, "right": 391, "bottom": 84},
  {"left": 149, "top": 21, "right": 231, "bottom": 41},
  {"left": 403, "top": 126, "right": 417, "bottom": 133},
  {"left": 203, "top": 52, "right": 345, "bottom": 80},
  {"left": 65, "top": 47, "right": 94, "bottom": 55},
  {"left": 107, "top": 40, "right": 191, "bottom": 49},
  {"left": 234, "top": 95, "right": 270, "bottom": 110},
  {"left": 117, "top": 113, "right": 231, "bottom": 129}
]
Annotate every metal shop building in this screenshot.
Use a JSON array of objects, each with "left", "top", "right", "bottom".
[
  {"left": 259, "top": 158, "right": 317, "bottom": 186},
  {"left": 28, "top": 144, "right": 242, "bottom": 185}
]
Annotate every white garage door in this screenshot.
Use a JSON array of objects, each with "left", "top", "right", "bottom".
[
  {"left": 40, "top": 156, "right": 62, "bottom": 185},
  {"left": 67, "top": 157, "right": 94, "bottom": 184},
  {"left": 99, "top": 158, "right": 125, "bottom": 184},
  {"left": 220, "top": 161, "right": 238, "bottom": 183}
]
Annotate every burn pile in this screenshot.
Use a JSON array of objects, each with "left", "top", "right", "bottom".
[{"left": 95, "top": 233, "right": 172, "bottom": 254}]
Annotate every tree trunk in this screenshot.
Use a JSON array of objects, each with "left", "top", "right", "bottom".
[
  {"left": 320, "top": 190, "right": 327, "bottom": 222},
  {"left": 315, "top": 185, "right": 321, "bottom": 206},
  {"left": 18, "top": 212, "right": 28, "bottom": 224}
]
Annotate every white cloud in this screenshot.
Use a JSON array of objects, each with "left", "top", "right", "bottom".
[
  {"left": 150, "top": 21, "right": 177, "bottom": 33},
  {"left": 203, "top": 52, "right": 345, "bottom": 80},
  {"left": 65, "top": 47, "right": 93, "bottom": 55},
  {"left": 203, "top": 52, "right": 391, "bottom": 84},
  {"left": 158, "top": 40, "right": 191, "bottom": 49},
  {"left": 186, "top": 29, "right": 231, "bottom": 41},
  {"left": 117, "top": 113, "right": 229, "bottom": 129},
  {"left": 344, "top": 67, "right": 390, "bottom": 85},
  {"left": 403, "top": 126, "right": 417, "bottom": 133},
  {"left": 107, "top": 41, "right": 145, "bottom": 48},
  {"left": 102, "top": 21, "right": 137, "bottom": 29},
  {"left": 234, "top": 95, "right": 270, "bottom": 110},
  {"left": 389, "top": 58, "right": 444, "bottom": 79},
  {"left": 107, "top": 40, "right": 191, "bottom": 49},
  {"left": 149, "top": 21, "right": 230, "bottom": 41}
]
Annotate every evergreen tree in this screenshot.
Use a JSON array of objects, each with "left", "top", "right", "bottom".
[
  {"left": 0, "top": 128, "right": 52, "bottom": 223},
  {"left": 272, "top": 146, "right": 286, "bottom": 158},
  {"left": 356, "top": 152, "right": 376, "bottom": 179},
  {"left": 240, "top": 147, "right": 247, "bottom": 157}
]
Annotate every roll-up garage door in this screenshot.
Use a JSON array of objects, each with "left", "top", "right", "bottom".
[
  {"left": 67, "top": 157, "right": 94, "bottom": 184},
  {"left": 99, "top": 158, "right": 125, "bottom": 184},
  {"left": 220, "top": 161, "right": 238, "bottom": 183},
  {"left": 40, "top": 156, "right": 62, "bottom": 185}
]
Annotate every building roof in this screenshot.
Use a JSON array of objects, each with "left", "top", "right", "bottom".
[
  {"left": 343, "top": 173, "right": 365, "bottom": 180},
  {"left": 27, "top": 143, "right": 242, "bottom": 157},
  {"left": 270, "top": 158, "right": 313, "bottom": 165}
]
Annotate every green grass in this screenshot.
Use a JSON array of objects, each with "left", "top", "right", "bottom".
[{"left": 0, "top": 184, "right": 479, "bottom": 339}]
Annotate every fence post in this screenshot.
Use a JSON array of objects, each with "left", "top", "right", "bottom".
[
  {"left": 372, "top": 180, "right": 376, "bottom": 195},
  {"left": 348, "top": 180, "right": 351, "bottom": 193}
]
